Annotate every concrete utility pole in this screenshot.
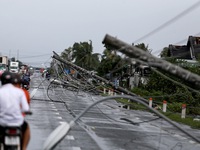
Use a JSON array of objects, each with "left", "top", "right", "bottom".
[
  {"left": 52, "top": 51, "right": 149, "bottom": 103},
  {"left": 9, "top": 50, "right": 11, "bottom": 58},
  {"left": 102, "top": 34, "right": 200, "bottom": 89},
  {"left": 17, "top": 49, "right": 19, "bottom": 61}
]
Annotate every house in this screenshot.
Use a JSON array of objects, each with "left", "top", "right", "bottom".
[{"left": 168, "top": 36, "right": 200, "bottom": 60}]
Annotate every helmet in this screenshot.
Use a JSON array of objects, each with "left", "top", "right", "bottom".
[
  {"left": 12, "top": 73, "right": 22, "bottom": 84},
  {"left": 1, "top": 71, "right": 13, "bottom": 85}
]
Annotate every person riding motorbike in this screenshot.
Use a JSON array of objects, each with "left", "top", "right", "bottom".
[
  {"left": 12, "top": 73, "right": 31, "bottom": 149},
  {"left": 45, "top": 71, "right": 50, "bottom": 80},
  {"left": 12, "top": 73, "right": 31, "bottom": 105},
  {"left": 0, "top": 71, "right": 30, "bottom": 150},
  {"left": 21, "top": 72, "right": 30, "bottom": 90}
]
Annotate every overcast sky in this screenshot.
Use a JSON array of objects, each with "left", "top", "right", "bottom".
[{"left": 0, "top": 0, "right": 200, "bottom": 67}]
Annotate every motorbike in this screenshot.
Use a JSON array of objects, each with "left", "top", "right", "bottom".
[
  {"left": 45, "top": 73, "right": 50, "bottom": 80},
  {"left": 0, "top": 112, "right": 32, "bottom": 150},
  {"left": 22, "top": 84, "right": 29, "bottom": 90},
  {"left": 21, "top": 80, "right": 30, "bottom": 90},
  {"left": 0, "top": 126, "right": 22, "bottom": 150}
]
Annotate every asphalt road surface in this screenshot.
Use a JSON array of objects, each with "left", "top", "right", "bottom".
[{"left": 26, "top": 73, "right": 200, "bottom": 150}]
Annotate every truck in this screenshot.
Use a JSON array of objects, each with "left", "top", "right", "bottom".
[
  {"left": 9, "top": 61, "right": 19, "bottom": 73},
  {"left": 0, "top": 56, "right": 8, "bottom": 72}
]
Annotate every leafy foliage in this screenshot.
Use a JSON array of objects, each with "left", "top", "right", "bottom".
[
  {"left": 57, "top": 40, "right": 200, "bottom": 116},
  {"left": 160, "top": 47, "right": 170, "bottom": 58},
  {"left": 135, "top": 43, "right": 152, "bottom": 53},
  {"left": 60, "top": 41, "right": 101, "bottom": 71},
  {"left": 97, "top": 49, "right": 124, "bottom": 77},
  {"left": 72, "top": 41, "right": 100, "bottom": 71}
]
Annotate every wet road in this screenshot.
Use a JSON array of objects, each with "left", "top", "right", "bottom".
[{"left": 26, "top": 73, "right": 200, "bottom": 150}]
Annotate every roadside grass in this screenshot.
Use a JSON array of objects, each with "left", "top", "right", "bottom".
[
  {"left": 163, "top": 112, "right": 200, "bottom": 129},
  {"left": 115, "top": 98, "right": 200, "bottom": 129}
]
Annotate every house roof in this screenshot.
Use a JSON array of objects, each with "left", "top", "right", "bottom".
[{"left": 168, "top": 36, "right": 200, "bottom": 60}]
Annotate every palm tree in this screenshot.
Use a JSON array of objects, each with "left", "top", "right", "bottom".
[
  {"left": 97, "top": 48, "right": 124, "bottom": 77},
  {"left": 61, "top": 47, "right": 73, "bottom": 61},
  {"left": 72, "top": 41, "right": 100, "bottom": 71}
]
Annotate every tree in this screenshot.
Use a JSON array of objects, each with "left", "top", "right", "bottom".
[
  {"left": 61, "top": 47, "right": 73, "bottom": 61},
  {"left": 97, "top": 48, "right": 125, "bottom": 78},
  {"left": 72, "top": 41, "right": 100, "bottom": 71},
  {"left": 160, "top": 47, "right": 170, "bottom": 58},
  {"left": 135, "top": 43, "right": 152, "bottom": 53}
]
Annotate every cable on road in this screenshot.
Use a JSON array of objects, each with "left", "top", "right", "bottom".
[
  {"left": 49, "top": 57, "right": 140, "bottom": 125},
  {"left": 68, "top": 95, "right": 200, "bottom": 144},
  {"left": 120, "top": 117, "right": 161, "bottom": 125}
]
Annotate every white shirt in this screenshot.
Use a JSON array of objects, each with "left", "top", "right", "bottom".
[{"left": 0, "top": 83, "right": 29, "bottom": 126}]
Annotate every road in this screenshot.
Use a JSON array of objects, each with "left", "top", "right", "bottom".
[{"left": 26, "top": 73, "right": 200, "bottom": 150}]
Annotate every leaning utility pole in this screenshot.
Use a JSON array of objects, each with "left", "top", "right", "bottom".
[
  {"left": 102, "top": 34, "right": 200, "bottom": 89},
  {"left": 52, "top": 51, "right": 149, "bottom": 103}
]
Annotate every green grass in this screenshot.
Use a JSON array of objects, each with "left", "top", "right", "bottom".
[
  {"left": 115, "top": 98, "right": 200, "bottom": 129},
  {"left": 163, "top": 112, "right": 200, "bottom": 129}
]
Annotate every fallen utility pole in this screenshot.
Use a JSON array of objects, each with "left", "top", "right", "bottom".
[
  {"left": 102, "top": 34, "right": 200, "bottom": 89},
  {"left": 52, "top": 51, "right": 148, "bottom": 103}
]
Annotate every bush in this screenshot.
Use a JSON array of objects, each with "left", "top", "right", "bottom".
[
  {"left": 167, "top": 102, "right": 182, "bottom": 113},
  {"left": 188, "top": 106, "right": 200, "bottom": 115}
]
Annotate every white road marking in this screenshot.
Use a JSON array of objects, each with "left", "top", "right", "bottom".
[
  {"left": 173, "top": 134, "right": 187, "bottom": 140},
  {"left": 59, "top": 121, "right": 66, "bottom": 124},
  {"left": 65, "top": 135, "right": 75, "bottom": 140},
  {"left": 57, "top": 116, "right": 62, "bottom": 119},
  {"left": 71, "top": 147, "right": 81, "bottom": 150},
  {"left": 51, "top": 108, "right": 58, "bottom": 111},
  {"left": 30, "top": 88, "right": 38, "bottom": 98},
  {"left": 174, "top": 134, "right": 181, "bottom": 137},
  {"left": 189, "top": 140, "right": 196, "bottom": 144}
]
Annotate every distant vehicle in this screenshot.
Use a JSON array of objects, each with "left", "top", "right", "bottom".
[
  {"left": 0, "top": 56, "right": 8, "bottom": 72},
  {"left": 22, "top": 73, "right": 31, "bottom": 90},
  {"left": 139, "top": 65, "right": 151, "bottom": 77},
  {"left": 135, "top": 65, "right": 151, "bottom": 77},
  {"left": 0, "top": 65, "right": 6, "bottom": 72},
  {"left": 35, "top": 70, "right": 40, "bottom": 73},
  {"left": 20, "top": 64, "right": 28, "bottom": 74},
  {"left": 45, "top": 72, "right": 50, "bottom": 80},
  {"left": 9, "top": 62, "right": 19, "bottom": 73},
  {"left": 40, "top": 68, "right": 44, "bottom": 73}
]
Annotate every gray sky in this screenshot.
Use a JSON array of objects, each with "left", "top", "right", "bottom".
[{"left": 0, "top": 0, "right": 200, "bottom": 67}]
